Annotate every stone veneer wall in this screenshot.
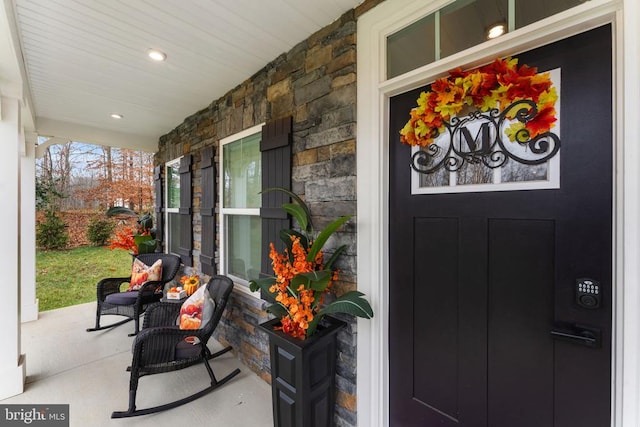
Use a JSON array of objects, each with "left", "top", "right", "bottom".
[{"left": 154, "top": 2, "right": 384, "bottom": 425}]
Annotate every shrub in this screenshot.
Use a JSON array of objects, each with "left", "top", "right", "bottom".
[
  {"left": 86, "top": 217, "right": 115, "bottom": 246},
  {"left": 36, "top": 211, "right": 69, "bottom": 250}
]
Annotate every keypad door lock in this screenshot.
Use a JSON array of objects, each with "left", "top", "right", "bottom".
[{"left": 576, "top": 278, "right": 601, "bottom": 309}]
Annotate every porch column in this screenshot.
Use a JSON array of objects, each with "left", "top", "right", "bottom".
[
  {"left": 0, "top": 95, "right": 26, "bottom": 399},
  {"left": 21, "top": 135, "right": 38, "bottom": 322},
  {"left": 622, "top": 1, "right": 640, "bottom": 426}
]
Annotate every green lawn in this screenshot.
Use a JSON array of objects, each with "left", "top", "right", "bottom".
[{"left": 36, "top": 246, "right": 133, "bottom": 311}]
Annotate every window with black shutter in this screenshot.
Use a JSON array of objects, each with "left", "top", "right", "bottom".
[
  {"left": 219, "top": 124, "right": 264, "bottom": 284},
  {"left": 217, "top": 117, "right": 292, "bottom": 288},
  {"left": 165, "top": 158, "right": 181, "bottom": 256},
  {"left": 153, "top": 165, "right": 164, "bottom": 251},
  {"left": 177, "top": 154, "right": 193, "bottom": 266},
  {"left": 260, "top": 116, "right": 292, "bottom": 278},
  {"left": 200, "top": 146, "right": 216, "bottom": 275},
  {"left": 164, "top": 155, "right": 192, "bottom": 266}
]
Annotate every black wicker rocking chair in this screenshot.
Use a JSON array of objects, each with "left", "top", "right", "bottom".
[
  {"left": 111, "top": 275, "right": 241, "bottom": 418},
  {"left": 86, "top": 253, "right": 181, "bottom": 336}
]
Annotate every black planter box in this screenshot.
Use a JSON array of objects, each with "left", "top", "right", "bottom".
[{"left": 259, "top": 316, "right": 346, "bottom": 427}]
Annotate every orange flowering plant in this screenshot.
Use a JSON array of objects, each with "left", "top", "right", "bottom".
[
  {"left": 107, "top": 207, "right": 157, "bottom": 254},
  {"left": 250, "top": 188, "right": 373, "bottom": 340},
  {"left": 400, "top": 57, "right": 558, "bottom": 147}
]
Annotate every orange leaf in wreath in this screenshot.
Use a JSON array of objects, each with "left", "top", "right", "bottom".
[{"left": 525, "top": 104, "right": 557, "bottom": 138}]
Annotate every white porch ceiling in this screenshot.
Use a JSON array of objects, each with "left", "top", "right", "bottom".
[{"left": 2, "top": 0, "right": 363, "bottom": 152}]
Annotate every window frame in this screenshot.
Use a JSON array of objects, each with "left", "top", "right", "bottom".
[
  {"left": 385, "top": 0, "right": 588, "bottom": 80},
  {"left": 218, "top": 123, "right": 264, "bottom": 287},
  {"left": 164, "top": 156, "right": 182, "bottom": 256}
]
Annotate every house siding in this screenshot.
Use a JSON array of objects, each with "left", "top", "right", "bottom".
[{"left": 154, "top": 2, "right": 383, "bottom": 424}]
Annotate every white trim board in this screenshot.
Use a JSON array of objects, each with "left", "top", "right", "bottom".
[{"left": 356, "top": 0, "right": 636, "bottom": 426}]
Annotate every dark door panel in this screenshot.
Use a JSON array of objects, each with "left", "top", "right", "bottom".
[
  {"left": 413, "top": 217, "right": 459, "bottom": 421},
  {"left": 487, "top": 219, "right": 555, "bottom": 427},
  {"left": 389, "top": 25, "right": 612, "bottom": 427}
]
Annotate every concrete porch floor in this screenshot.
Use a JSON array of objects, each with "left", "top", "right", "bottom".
[{"left": 1, "top": 302, "right": 273, "bottom": 427}]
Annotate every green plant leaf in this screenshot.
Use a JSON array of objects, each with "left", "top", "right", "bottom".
[
  {"left": 279, "top": 229, "right": 309, "bottom": 254},
  {"left": 266, "top": 303, "right": 288, "bottom": 318},
  {"left": 282, "top": 203, "right": 308, "bottom": 233},
  {"left": 134, "top": 235, "right": 156, "bottom": 254},
  {"left": 138, "top": 213, "right": 153, "bottom": 230},
  {"left": 106, "top": 206, "right": 138, "bottom": 217},
  {"left": 291, "top": 270, "right": 331, "bottom": 291},
  {"left": 306, "top": 291, "right": 374, "bottom": 336},
  {"left": 307, "top": 215, "right": 351, "bottom": 263},
  {"left": 136, "top": 240, "right": 157, "bottom": 254},
  {"left": 289, "top": 274, "right": 309, "bottom": 289},
  {"left": 324, "top": 245, "right": 347, "bottom": 271},
  {"left": 346, "top": 290, "right": 366, "bottom": 297},
  {"left": 306, "top": 316, "right": 323, "bottom": 336},
  {"left": 247, "top": 277, "right": 287, "bottom": 320},
  {"left": 320, "top": 291, "right": 374, "bottom": 318},
  {"left": 248, "top": 276, "right": 276, "bottom": 294},
  {"left": 262, "top": 187, "right": 313, "bottom": 231},
  {"left": 311, "top": 290, "right": 323, "bottom": 310}
]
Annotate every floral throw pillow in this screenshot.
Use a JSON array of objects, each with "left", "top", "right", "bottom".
[
  {"left": 178, "top": 285, "right": 215, "bottom": 330},
  {"left": 127, "top": 258, "right": 162, "bottom": 291}
]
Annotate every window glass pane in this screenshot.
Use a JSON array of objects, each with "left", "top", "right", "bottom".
[
  {"left": 167, "top": 164, "right": 180, "bottom": 209},
  {"left": 440, "top": 0, "right": 508, "bottom": 59},
  {"left": 168, "top": 212, "right": 181, "bottom": 255},
  {"left": 225, "top": 215, "right": 261, "bottom": 281},
  {"left": 386, "top": 0, "right": 585, "bottom": 78},
  {"left": 515, "top": 0, "right": 585, "bottom": 28},
  {"left": 387, "top": 14, "right": 435, "bottom": 79},
  {"left": 223, "top": 133, "right": 261, "bottom": 208}
]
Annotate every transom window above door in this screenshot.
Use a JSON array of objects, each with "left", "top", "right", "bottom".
[{"left": 387, "top": 0, "right": 588, "bottom": 79}]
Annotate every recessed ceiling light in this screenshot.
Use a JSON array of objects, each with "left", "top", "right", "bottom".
[
  {"left": 110, "top": 113, "right": 123, "bottom": 119},
  {"left": 148, "top": 49, "right": 167, "bottom": 61},
  {"left": 487, "top": 23, "right": 507, "bottom": 40}
]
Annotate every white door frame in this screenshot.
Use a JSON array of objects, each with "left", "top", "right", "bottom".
[{"left": 356, "top": 0, "right": 640, "bottom": 426}]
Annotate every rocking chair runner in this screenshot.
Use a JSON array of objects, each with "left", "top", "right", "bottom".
[
  {"left": 87, "top": 253, "right": 181, "bottom": 336},
  {"left": 111, "top": 275, "right": 241, "bottom": 418}
]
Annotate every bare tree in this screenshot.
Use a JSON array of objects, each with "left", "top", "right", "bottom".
[
  {"left": 37, "top": 142, "right": 154, "bottom": 213},
  {"left": 37, "top": 141, "right": 75, "bottom": 210}
]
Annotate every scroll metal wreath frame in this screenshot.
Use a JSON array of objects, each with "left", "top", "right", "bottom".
[{"left": 410, "top": 99, "right": 560, "bottom": 175}]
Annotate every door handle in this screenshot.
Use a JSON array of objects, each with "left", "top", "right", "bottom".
[{"left": 550, "top": 323, "right": 601, "bottom": 348}]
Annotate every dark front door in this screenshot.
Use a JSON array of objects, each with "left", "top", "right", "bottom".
[{"left": 389, "top": 26, "right": 612, "bottom": 427}]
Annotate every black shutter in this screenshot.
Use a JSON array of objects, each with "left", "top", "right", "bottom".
[
  {"left": 153, "top": 165, "right": 164, "bottom": 251},
  {"left": 260, "top": 116, "right": 292, "bottom": 279},
  {"left": 200, "top": 146, "right": 216, "bottom": 275},
  {"left": 178, "top": 154, "right": 193, "bottom": 266}
]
